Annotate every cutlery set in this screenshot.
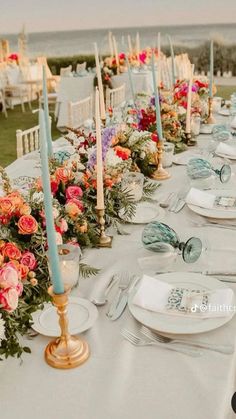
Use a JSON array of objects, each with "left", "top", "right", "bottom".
[{"left": 106, "top": 272, "right": 139, "bottom": 321}]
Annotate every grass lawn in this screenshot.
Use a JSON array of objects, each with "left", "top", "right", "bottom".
[
  {"left": 0, "top": 102, "right": 60, "bottom": 168},
  {"left": 0, "top": 85, "right": 236, "bottom": 168}
]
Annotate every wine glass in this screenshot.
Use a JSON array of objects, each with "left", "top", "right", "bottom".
[
  {"left": 187, "top": 157, "right": 231, "bottom": 188},
  {"left": 142, "top": 222, "right": 202, "bottom": 264}
]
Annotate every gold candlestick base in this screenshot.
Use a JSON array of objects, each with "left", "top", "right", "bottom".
[
  {"left": 185, "top": 132, "right": 197, "bottom": 147},
  {"left": 151, "top": 142, "right": 171, "bottom": 180},
  {"left": 96, "top": 208, "right": 113, "bottom": 247},
  {"left": 45, "top": 286, "right": 90, "bottom": 369},
  {"left": 206, "top": 97, "right": 216, "bottom": 124}
]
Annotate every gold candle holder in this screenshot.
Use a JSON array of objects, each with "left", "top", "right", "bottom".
[
  {"left": 151, "top": 141, "right": 171, "bottom": 180},
  {"left": 96, "top": 208, "right": 113, "bottom": 247},
  {"left": 101, "top": 118, "right": 106, "bottom": 128},
  {"left": 206, "top": 97, "right": 216, "bottom": 124},
  {"left": 185, "top": 131, "right": 197, "bottom": 147},
  {"left": 45, "top": 286, "right": 90, "bottom": 369}
]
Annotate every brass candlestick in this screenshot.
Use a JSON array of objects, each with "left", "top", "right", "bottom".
[
  {"left": 101, "top": 118, "right": 106, "bottom": 128},
  {"left": 185, "top": 131, "right": 197, "bottom": 147},
  {"left": 45, "top": 286, "right": 90, "bottom": 369},
  {"left": 206, "top": 97, "right": 216, "bottom": 124},
  {"left": 151, "top": 141, "right": 171, "bottom": 180},
  {"left": 96, "top": 208, "right": 113, "bottom": 247}
]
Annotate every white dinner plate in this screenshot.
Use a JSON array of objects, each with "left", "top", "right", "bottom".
[
  {"left": 173, "top": 151, "right": 202, "bottom": 166},
  {"left": 119, "top": 202, "right": 165, "bottom": 224},
  {"left": 218, "top": 109, "right": 230, "bottom": 116},
  {"left": 187, "top": 188, "right": 236, "bottom": 219},
  {"left": 31, "top": 296, "right": 98, "bottom": 337},
  {"left": 128, "top": 272, "right": 235, "bottom": 334}
]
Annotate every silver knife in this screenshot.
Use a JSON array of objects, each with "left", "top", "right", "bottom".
[
  {"left": 106, "top": 272, "right": 130, "bottom": 318},
  {"left": 174, "top": 199, "right": 185, "bottom": 213},
  {"left": 109, "top": 276, "right": 140, "bottom": 321},
  {"left": 156, "top": 270, "right": 236, "bottom": 277}
]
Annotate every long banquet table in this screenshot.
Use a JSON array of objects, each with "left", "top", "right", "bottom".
[{"left": 1, "top": 130, "right": 236, "bottom": 419}]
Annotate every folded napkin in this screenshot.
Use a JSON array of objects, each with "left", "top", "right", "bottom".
[
  {"left": 132, "top": 275, "right": 234, "bottom": 318},
  {"left": 186, "top": 188, "right": 215, "bottom": 209},
  {"left": 216, "top": 142, "right": 236, "bottom": 157}
]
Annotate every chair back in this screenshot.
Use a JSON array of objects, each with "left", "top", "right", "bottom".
[
  {"left": 76, "top": 62, "right": 87, "bottom": 74},
  {"left": 16, "top": 118, "right": 51, "bottom": 158},
  {"left": 106, "top": 84, "right": 125, "bottom": 109},
  {"left": 68, "top": 96, "right": 92, "bottom": 129},
  {"left": 60, "top": 65, "right": 72, "bottom": 77},
  {"left": 37, "top": 56, "right": 53, "bottom": 78}
]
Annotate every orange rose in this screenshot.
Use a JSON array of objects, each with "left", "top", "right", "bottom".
[
  {"left": 55, "top": 168, "right": 74, "bottom": 184},
  {"left": 7, "top": 192, "right": 24, "bottom": 207},
  {"left": 3, "top": 243, "right": 22, "bottom": 260},
  {"left": 19, "top": 204, "right": 31, "bottom": 216},
  {"left": 0, "top": 197, "right": 15, "bottom": 214},
  {"left": 18, "top": 215, "right": 38, "bottom": 235},
  {"left": 17, "top": 263, "right": 29, "bottom": 280},
  {"left": 65, "top": 202, "right": 81, "bottom": 219}
]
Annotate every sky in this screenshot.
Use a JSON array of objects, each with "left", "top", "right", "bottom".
[{"left": 1, "top": 0, "right": 236, "bottom": 34}]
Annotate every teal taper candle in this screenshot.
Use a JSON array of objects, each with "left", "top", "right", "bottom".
[
  {"left": 42, "top": 66, "right": 53, "bottom": 157},
  {"left": 39, "top": 109, "right": 64, "bottom": 294},
  {"left": 151, "top": 53, "right": 163, "bottom": 141},
  {"left": 209, "top": 41, "right": 214, "bottom": 98}
]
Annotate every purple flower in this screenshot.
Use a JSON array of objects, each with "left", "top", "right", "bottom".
[{"left": 87, "top": 126, "right": 116, "bottom": 168}]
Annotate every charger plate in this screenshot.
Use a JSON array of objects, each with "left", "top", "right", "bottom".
[
  {"left": 32, "top": 296, "right": 98, "bottom": 337},
  {"left": 128, "top": 272, "right": 235, "bottom": 334}
]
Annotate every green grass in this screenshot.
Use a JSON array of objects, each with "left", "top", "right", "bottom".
[
  {"left": 0, "top": 102, "right": 60, "bottom": 168},
  {"left": 0, "top": 85, "right": 236, "bottom": 168}
]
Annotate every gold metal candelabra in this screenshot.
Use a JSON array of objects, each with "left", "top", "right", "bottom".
[
  {"left": 45, "top": 286, "right": 90, "bottom": 369},
  {"left": 151, "top": 141, "right": 171, "bottom": 180},
  {"left": 185, "top": 131, "right": 197, "bottom": 147},
  {"left": 206, "top": 97, "right": 216, "bottom": 124},
  {"left": 96, "top": 208, "right": 113, "bottom": 247}
]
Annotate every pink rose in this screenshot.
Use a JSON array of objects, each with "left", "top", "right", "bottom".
[
  {"left": 0, "top": 265, "right": 19, "bottom": 289},
  {"left": 21, "top": 252, "right": 37, "bottom": 270},
  {"left": 16, "top": 281, "right": 23, "bottom": 296},
  {"left": 0, "top": 287, "right": 19, "bottom": 311},
  {"left": 66, "top": 186, "right": 83, "bottom": 200}
]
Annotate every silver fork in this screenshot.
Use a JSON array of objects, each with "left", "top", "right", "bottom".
[
  {"left": 121, "top": 328, "right": 202, "bottom": 357},
  {"left": 141, "top": 326, "right": 234, "bottom": 355},
  {"left": 106, "top": 272, "right": 130, "bottom": 318},
  {"left": 191, "top": 221, "right": 236, "bottom": 230}
]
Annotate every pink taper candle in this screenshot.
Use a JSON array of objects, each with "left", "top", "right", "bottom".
[{"left": 95, "top": 87, "right": 104, "bottom": 210}]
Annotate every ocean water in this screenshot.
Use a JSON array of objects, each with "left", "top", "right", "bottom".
[{"left": 1, "top": 23, "right": 236, "bottom": 58}]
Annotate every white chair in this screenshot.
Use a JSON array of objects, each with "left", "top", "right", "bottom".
[
  {"left": 76, "top": 62, "right": 87, "bottom": 74},
  {"left": 67, "top": 96, "right": 92, "bottom": 129},
  {"left": 60, "top": 65, "right": 72, "bottom": 77},
  {"left": 16, "top": 118, "right": 51, "bottom": 158},
  {"left": 106, "top": 84, "right": 125, "bottom": 109},
  {"left": 0, "top": 90, "right": 7, "bottom": 118}
]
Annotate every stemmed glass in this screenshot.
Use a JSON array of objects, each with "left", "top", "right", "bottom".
[
  {"left": 142, "top": 222, "right": 202, "bottom": 264},
  {"left": 187, "top": 157, "right": 231, "bottom": 188}
]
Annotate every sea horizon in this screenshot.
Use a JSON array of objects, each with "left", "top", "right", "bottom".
[{"left": 1, "top": 22, "right": 236, "bottom": 58}]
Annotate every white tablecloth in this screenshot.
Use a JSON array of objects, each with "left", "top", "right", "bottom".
[
  {"left": 1, "top": 133, "right": 236, "bottom": 419},
  {"left": 56, "top": 75, "right": 95, "bottom": 128},
  {"left": 112, "top": 71, "right": 153, "bottom": 100}
]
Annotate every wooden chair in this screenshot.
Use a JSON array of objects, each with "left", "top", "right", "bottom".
[
  {"left": 67, "top": 96, "right": 92, "bottom": 129},
  {"left": 16, "top": 118, "right": 51, "bottom": 158},
  {"left": 106, "top": 84, "right": 125, "bottom": 109}
]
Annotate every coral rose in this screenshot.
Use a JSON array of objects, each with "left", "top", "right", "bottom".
[
  {"left": 18, "top": 215, "right": 38, "bottom": 235},
  {"left": 55, "top": 168, "right": 74, "bottom": 184},
  {"left": 3, "top": 243, "right": 22, "bottom": 260},
  {"left": 0, "top": 198, "right": 15, "bottom": 214},
  {"left": 0, "top": 264, "right": 19, "bottom": 288},
  {"left": 21, "top": 252, "right": 37, "bottom": 270},
  {"left": 65, "top": 185, "right": 83, "bottom": 200},
  {"left": 114, "top": 146, "right": 131, "bottom": 160},
  {"left": 17, "top": 264, "right": 29, "bottom": 280},
  {"left": 66, "top": 198, "right": 84, "bottom": 212},
  {"left": 19, "top": 204, "right": 31, "bottom": 216},
  {"left": 0, "top": 287, "right": 19, "bottom": 312}
]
